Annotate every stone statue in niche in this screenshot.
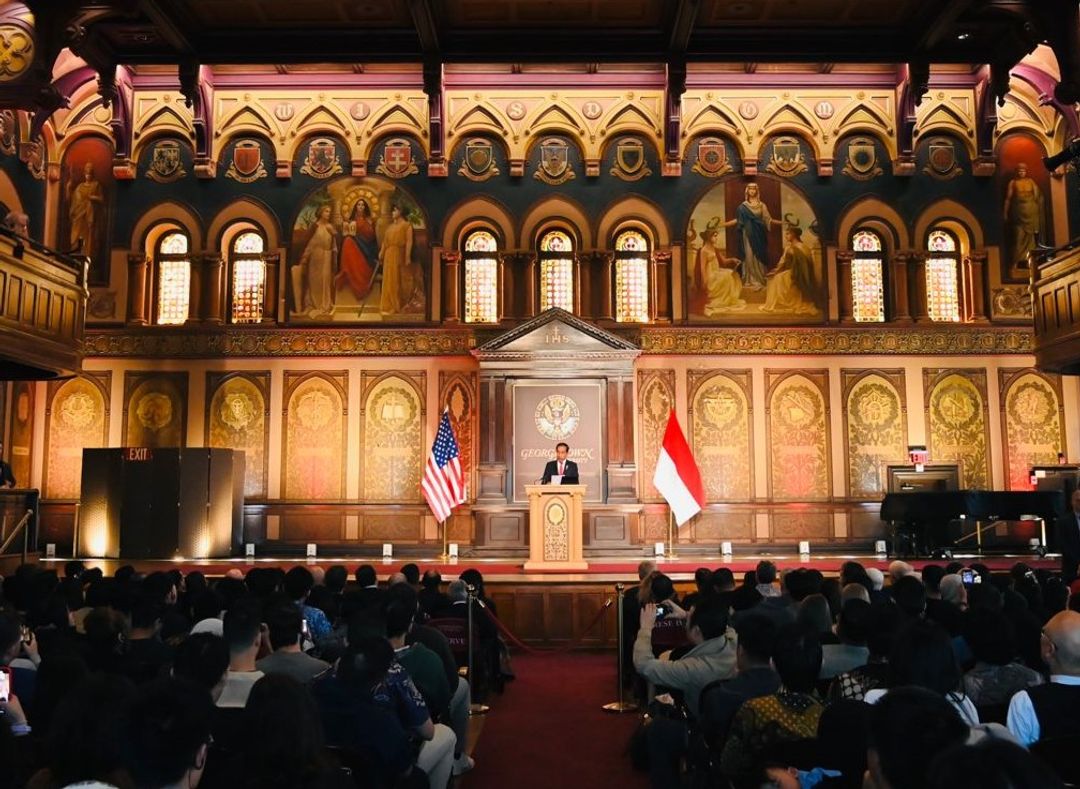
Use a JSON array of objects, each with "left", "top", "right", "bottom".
[{"left": 1003, "top": 161, "right": 1044, "bottom": 268}]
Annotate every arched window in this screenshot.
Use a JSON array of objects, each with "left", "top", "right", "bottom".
[
  {"left": 538, "top": 229, "right": 574, "bottom": 312},
  {"left": 851, "top": 229, "right": 885, "bottom": 323},
  {"left": 155, "top": 230, "right": 191, "bottom": 325},
  {"left": 614, "top": 229, "right": 650, "bottom": 323},
  {"left": 230, "top": 230, "right": 266, "bottom": 323},
  {"left": 926, "top": 228, "right": 961, "bottom": 322},
  {"left": 463, "top": 229, "right": 499, "bottom": 323}
]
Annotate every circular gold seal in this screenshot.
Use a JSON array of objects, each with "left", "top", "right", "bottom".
[
  {"left": 534, "top": 394, "right": 580, "bottom": 441},
  {"left": 136, "top": 393, "right": 173, "bottom": 430}
]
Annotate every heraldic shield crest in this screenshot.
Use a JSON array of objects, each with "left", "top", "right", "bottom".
[
  {"left": 691, "top": 136, "right": 733, "bottom": 177},
  {"left": 923, "top": 137, "right": 963, "bottom": 180},
  {"left": 458, "top": 137, "right": 499, "bottom": 181},
  {"left": 376, "top": 137, "right": 420, "bottom": 179},
  {"left": 146, "top": 140, "right": 186, "bottom": 183},
  {"left": 765, "top": 136, "right": 808, "bottom": 178},
  {"left": 300, "top": 137, "right": 344, "bottom": 179},
  {"left": 226, "top": 139, "right": 268, "bottom": 183},
  {"left": 842, "top": 136, "right": 883, "bottom": 181},
  {"left": 534, "top": 137, "right": 575, "bottom": 185},
  {"left": 610, "top": 138, "right": 652, "bottom": 181}
]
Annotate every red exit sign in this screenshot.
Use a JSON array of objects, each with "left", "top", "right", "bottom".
[{"left": 124, "top": 447, "right": 153, "bottom": 461}]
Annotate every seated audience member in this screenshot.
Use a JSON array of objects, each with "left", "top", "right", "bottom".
[
  {"left": 732, "top": 564, "right": 797, "bottom": 628},
  {"left": 926, "top": 738, "right": 1065, "bottom": 789},
  {"left": 720, "top": 623, "right": 825, "bottom": 781},
  {"left": 418, "top": 570, "right": 448, "bottom": 619},
  {"left": 922, "top": 564, "right": 946, "bottom": 601},
  {"left": 815, "top": 699, "right": 872, "bottom": 788},
  {"left": 755, "top": 560, "right": 781, "bottom": 598},
  {"left": 388, "top": 572, "right": 408, "bottom": 588},
  {"left": 400, "top": 563, "right": 421, "bottom": 590},
  {"left": 961, "top": 608, "right": 1042, "bottom": 707},
  {"left": 840, "top": 583, "right": 870, "bottom": 606},
  {"left": 699, "top": 614, "right": 780, "bottom": 745},
  {"left": 313, "top": 636, "right": 424, "bottom": 788},
  {"left": 119, "top": 595, "right": 173, "bottom": 684},
  {"left": 217, "top": 599, "right": 265, "bottom": 709},
  {"left": 888, "top": 561, "right": 914, "bottom": 584},
  {"left": 256, "top": 597, "right": 331, "bottom": 685},
  {"left": 682, "top": 568, "right": 714, "bottom": 610},
  {"left": 324, "top": 565, "right": 348, "bottom": 597},
  {"left": 391, "top": 582, "right": 474, "bottom": 776},
  {"left": 634, "top": 594, "right": 737, "bottom": 718},
  {"left": 820, "top": 578, "right": 843, "bottom": 621},
  {"left": 355, "top": 565, "right": 384, "bottom": 607},
  {"left": 1044, "top": 577, "right": 1070, "bottom": 618},
  {"left": 205, "top": 674, "right": 352, "bottom": 789},
  {"left": 172, "top": 633, "right": 230, "bottom": 703},
  {"left": 830, "top": 601, "right": 895, "bottom": 703},
  {"left": 1007, "top": 609, "right": 1080, "bottom": 745},
  {"left": 820, "top": 599, "right": 871, "bottom": 680},
  {"left": 890, "top": 575, "right": 926, "bottom": 621},
  {"left": 283, "top": 566, "right": 331, "bottom": 641},
  {"left": 796, "top": 594, "right": 838, "bottom": 645},
  {"left": 927, "top": 574, "right": 967, "bottom": 636},
  {"left": 865, "top": 619, "right": 979, "bottom": 725},
  {"left": 385, "top": 597, "right": 450, "bottom": 722},
  {"left": 27, "top": 674, "right": 136, "bottom": 788},
  {"left": 124, "top": 677, "right": 214, "bottom": 789},
  {"left": 80, "top": 606, "right": 127, "bottom": 674},
  {"left": 864, "top": 686, "right": 971, "bottom": 789},
  {"left": 28, "top": 653, "right": 88, "bottom": 736}
]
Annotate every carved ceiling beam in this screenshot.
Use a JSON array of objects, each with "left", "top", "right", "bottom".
[
  {"left": 914, "top": 0, "right": 976, "bottom": 52},
  {"left": 666, "top": 0, "right": 700, "bottom": 54},
  {"left": 136, "top": 0, "right": 192, "bottom": 55},
  {"left": 407, "top": 0, "right": 440, "bottom": 55},
  {"left": 663, "top": 60, "right": 686, "bottom": 176}
]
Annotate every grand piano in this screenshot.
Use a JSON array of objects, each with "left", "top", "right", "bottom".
[{"left": 879, "top": 490, "right": 1066, "bottom": 558}]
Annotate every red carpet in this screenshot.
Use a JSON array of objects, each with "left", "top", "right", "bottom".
[{"left": 463, "top": 652, "right": 647, "bottom": 789}]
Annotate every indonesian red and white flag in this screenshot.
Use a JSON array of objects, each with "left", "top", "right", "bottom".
[
  {"left": 422, "top": 408, "right": 467, "bottom": 523},
  {"left": 652, "top": 408, "right": 706, "bottom": 526}
]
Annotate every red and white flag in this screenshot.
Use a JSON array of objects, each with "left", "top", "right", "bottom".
[
  {"left": 422, "top": 408, "right": 466, "bottom": 523},
  {"left": 652, "top": 408, "right": 706, "bottom": 526}
]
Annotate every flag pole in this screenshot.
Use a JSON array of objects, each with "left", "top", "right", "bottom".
[
  {"left": 439, "top": 517, "right": 449, "bottom": 562},
  {"left": 668, "top": 509, "right": 678, "bottom": 560}
]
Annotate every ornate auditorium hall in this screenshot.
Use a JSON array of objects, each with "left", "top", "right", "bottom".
[{"left": 2, "top": 1, "right": 1080, "bottom": 787}]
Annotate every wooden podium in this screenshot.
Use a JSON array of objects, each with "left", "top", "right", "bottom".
[{"left": 524, "top": 483, "right": 588, "bottom": 571}]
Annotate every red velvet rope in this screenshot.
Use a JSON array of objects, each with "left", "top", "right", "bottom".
[{"left": 478, "top": 596, "right": 614, "bottom": 654}]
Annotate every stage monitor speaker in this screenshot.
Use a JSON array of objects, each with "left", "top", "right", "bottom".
[{"left": 79, "top": 448, "right": 244, "bottom": 559}]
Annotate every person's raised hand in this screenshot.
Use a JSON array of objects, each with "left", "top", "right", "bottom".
[{"left": 640, "top": 603, "right": 657, "bottom": 632}]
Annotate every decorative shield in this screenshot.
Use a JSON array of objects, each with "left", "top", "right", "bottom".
[
  {"left": 924, "top": 137, "right": 962, "bottom": 179},
  {"left": 842, "top": 136, "right": 883, "bottom": 181},
  {"left": 226, "top": 139, "right": 268, "bottom": 183},
  {"left": 765, "top": 136, "right": 807, "bottom": 177},
  {"left": 300, "top": 137, "right": 343, "bottom": 179},
  {"left": 691, "top": 137, "right": 732, "bottom": 177},
  {"left": 458, "top": 138, "right": 499, "bottom": 181},
  {"left": 376, "top": 137, "right": 420, "bottom": 179},
  {"left": 533, "top": 137, "right": 575, "bottom": 185},
  {"left": 610, "top": 138, "right": 653, "bottom": 181},
  {"left": 146, "top": 140, "right": 187, "bottom": 182}
]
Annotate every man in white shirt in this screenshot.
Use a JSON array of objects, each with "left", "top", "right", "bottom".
[
  {"left": 1006, "top": 609, "right": 1080, "bottom": 745},
  {"left": 217, "top": 599, "right": 265, "bottom": 708}
]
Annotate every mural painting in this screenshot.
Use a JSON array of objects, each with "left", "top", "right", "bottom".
[
  {"left": 843, "top": 372, "right": 907, "bottom": 499},
  {"left": 283, "top": 373, "right": 346, "bottom": 500},
  {"left": 687, "top": 175, "right": 824, "bottom": 322},
  {"left": 123, "top": 373, "right": 187, "bottom": 448},
  {"left": 926, "top": 370, "right": 990, "bottom": 490},
  {"left": 637, "top": 369, "right": 675, "bottom": 501},
  {"left": 289, "top": 176, "right": 428, "bottom": 323},
  {"left": 58, "top": 136, "right": 115, "bottom": 285},
  {"left": 361, "top": 374, "right": 424, "bottom": 502},
  {"left": 45, "top": 375, "right": 110, "bottom": 500},
  {"left": 207, "top": 373, "right": 269, "bottom": 499},
  {"left": 1000, "top": 370, "right": 1064, "bottom": 491},
  {"left": 8, "top": 381, "right": 33, "bottom": 487},
  {"left": 767, "top": 372, "right": 830, "bottom": 501},
  {"left": 690, "top": 370, "right": 753, "bottom": 501}
]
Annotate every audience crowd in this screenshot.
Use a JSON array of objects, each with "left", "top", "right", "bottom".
[{"left": 1, "top": 555, "right": 1078, "bottom": 788}]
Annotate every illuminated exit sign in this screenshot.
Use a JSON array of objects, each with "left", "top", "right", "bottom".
[{"left": 124, "top": 447, "right": 154, "bottom": 461}]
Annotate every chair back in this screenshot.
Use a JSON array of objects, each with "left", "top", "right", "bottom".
[
  {"left": 426, "top": 617, "right": 480, "bottom": 666},
  {"left": 651, "top": 617, "right": 690, "bottom": 656}
]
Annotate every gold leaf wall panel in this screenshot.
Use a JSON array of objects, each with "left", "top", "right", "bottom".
[
  {"left": 8, "top": 381, "right": 33, "bottom": 487},
  {"left": 123, "top": 372, "right": 188, "bottom": 448},
  {"left": 637, "top": 369, "right": 675, "bottom": 501},
  {"left": 772, "top": 510, "right": 833, "bottom": 541},
  {"left": 1000, "top": 369, "right": 1065, "bottom": 491},
  {"left": 693, "top": 511, "right": 754, "bottom": 541},
  {"left": 689, "top": 370, "right": 753, "bottom": 501},
  {"left": 44, "top": 374, "right": 110, "bottom": 500},
  {"left": 282, "top": 372, "right": 347, "bottom": 500},
  {"left": 766, "top": 371, "right": 831, "bottom": 501},
  {"left": 439, "top": 371, "right": 476, "bottom": 499},
  {"left": 207, "top": 372, "right": 270, "bottom": 499},
  {"left": 361, "top": 373, "right": 425, "bottom": 502},
  {"left": 925, "top": 369, "right": 990, "bottom": 489},
  {"left": 842, "top": 370, "right": 907, "bottom": 499}
]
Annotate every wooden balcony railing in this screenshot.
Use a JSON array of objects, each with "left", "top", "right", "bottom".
[{"left": 0, "top": 229, "right": 88, "bottom": 378}]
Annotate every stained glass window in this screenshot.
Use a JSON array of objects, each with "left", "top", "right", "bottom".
[
  {"left": 156, "top": 231, "right": 190, "bottom": 325},
  {"left": 926, "top": 229, "right": 961, "bottom": 322},
  {"left": 614, "top": 229, "right": 649, "bottom": 323},
  {"left": 463, "top": 229, "right": 498, "bottom": 323},
  {"left": 231, "top": 230, "right": 265, "bottom": 324},
  {"left": 539, "top": 229, "right": 574, "bottom": 312},
  {"left": 851, "top": 229, "right": 885, "bottom": 323}
]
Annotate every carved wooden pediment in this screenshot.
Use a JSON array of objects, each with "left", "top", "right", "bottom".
[{"left": 472, "top": 308, "right": 639, "bottom": 369}]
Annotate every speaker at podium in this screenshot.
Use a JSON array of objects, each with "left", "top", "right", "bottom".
[{"left": 78, "top": 447, "right": 244, "bottom": 559}]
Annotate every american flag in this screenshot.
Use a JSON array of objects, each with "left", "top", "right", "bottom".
[{"left": 422, "top": 408, "right": 466, "bottom": 523}]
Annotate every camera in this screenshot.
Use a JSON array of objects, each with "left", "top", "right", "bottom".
[{"left": 960, "top": 568, "right": 981, "bottom": 585}]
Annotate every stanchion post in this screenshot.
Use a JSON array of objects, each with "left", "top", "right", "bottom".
[
  {"left": 466, "top": 583, "right": 490, "bottom": 716},
  {"left": 603, "top": 582, "right": 638, "bottom": 713}
]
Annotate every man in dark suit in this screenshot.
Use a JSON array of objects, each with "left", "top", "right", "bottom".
[
  {"left": 1059, "top": 488, "right": 1080, "bottom": 583},
  {"left": 540, "top": 442, "right": 579, "bottom": 484},
  {"left": 0, "top": 441, "right": 15, "bottom": 488}
]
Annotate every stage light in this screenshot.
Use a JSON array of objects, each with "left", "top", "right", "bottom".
[{"left": 1044, "top": 138, "right": 1080, "bottom": 172}]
